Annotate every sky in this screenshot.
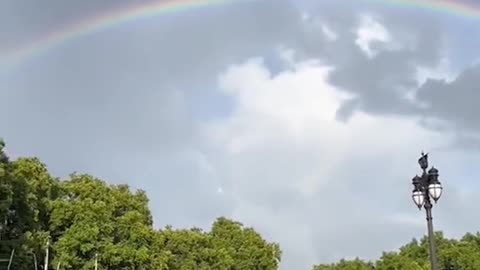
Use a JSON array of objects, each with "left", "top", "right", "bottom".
[{"left": 1, "top": 0, "right": 480, "bottom": 269}]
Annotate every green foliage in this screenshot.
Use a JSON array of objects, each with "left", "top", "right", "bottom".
[
  {"left": 0, "top": 141, "right": 37, "bottom": 270},
  {"left": 313, "top": 258, "right": 375, "bottom": 270},
  {"left": 312, "top": 232, "right": 480, "bottom": 270},
  {"left": 3, "top": 137, "right": 480, "bottom": 270},
  {"left": 0, "top": 139, "right": 281, "bottom": 270}
]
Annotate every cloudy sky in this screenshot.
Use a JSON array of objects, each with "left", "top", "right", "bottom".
[{"left": 1, "top": 0, "right": 480, "bottom": 269}]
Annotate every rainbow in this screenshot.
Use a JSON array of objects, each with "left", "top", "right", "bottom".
[
  {"left": 1, "top": 0, "right": 479, "bottom": 69},
  {"left": 0, "top": 0, "right": 248, "bottom": 68}
]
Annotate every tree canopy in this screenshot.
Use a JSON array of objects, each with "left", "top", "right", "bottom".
[
  {"left": 1, "top": 138, "right": 479, "bottom": 270},
  {"left": 313, "top": 232, "right": 480, "bottom": 270},
  {"left": 0, "top": 140, "right": 280, "bottom": 270}
]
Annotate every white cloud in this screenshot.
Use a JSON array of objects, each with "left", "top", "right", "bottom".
[
  {"left": 321, "top": 24, "right": 338, "bottom": 42},
  {"left": 301, "top": 13, "right": 338, "bottom": 42},
  {"left": 355, "top": 15, "right": 392, "bottom": 58},
  {"left": 416, "top": 58, "right": 457, "bottom": 86},
  {"left": 204, "top": 52, "right": 450, "bottom": 269},
  {"left": 215, "top": 55, "right": 444, "bottom": 162},
  {"left": 405, "top": 58, "right": 457, "bottom": 108},
  {"left": 276, "top": 46, "right": 297, "bottom": 68}
]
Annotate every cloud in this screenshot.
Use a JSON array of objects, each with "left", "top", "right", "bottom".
[
  {"left": 0, "top": 0, "right": 303, "bottom": 170},
  {"left": 0, "top": 0, "right": 308, "bottom": 234},
  {"left": 416, "top": 64, "right": 480, "bottom": 136},
  {"left": 204, "top": 54, "right": 452, "bottom": 269},
  {"left": 323, "top": 13, "right": 446, "bottom": 119},
  {"left": 355, "top": 15, "right": 392, "bottom": 58}
]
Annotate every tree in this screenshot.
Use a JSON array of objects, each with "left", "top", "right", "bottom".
[
  {"left": 210, "top": 217, "right": 281, "bottom": 270},
  {"left": 12, "top": 157, "right": 60, "bottom": 269},
  {"left": 0, "top": 141, "right": 40, "bottom": 270},
  {"left": 9, "top": 137, "right": 480, "bottom": 270},
  {"left": 48, "top": 174, "right": 158, "bottom": 270},
  {"left": 313, "top": 232, "right": 480, "bottom": 270},
  {"left": 1, "top": 139, "right": 283, "bottom": 270},
  {"left": 313, "top": 258, "right": 374, "bottom": 270},
  {"left": 375, "top": 252, "right": 428, "bottom": 270}
]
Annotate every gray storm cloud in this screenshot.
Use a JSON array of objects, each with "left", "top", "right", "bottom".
[{"left": 1, "top": 1, "right": 480, "bottom": 269}]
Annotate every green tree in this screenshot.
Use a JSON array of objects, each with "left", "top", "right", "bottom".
[
  {"left": 0, "top": 140, "right": 39, "bottom": 270},
  {"left": 1, "top": 139, "right": 283, "bottom": 269},
  {"left": 157, "top": 227, "right": 226, "bottom": 270},
  {"left": 313, "top": 232, "right": 480, "bottom": 270},
  {"left": 12, "top": 157, "right": 60, "bottom": 268},
  {"left": 48, "top": 174, "right": 157, "bottom": 270},
  {"left": 313, "top": 258, "right": 374, "bottom": 270},
  {"left": 375, "top": 252, "right": 427, "bottom": 270},
  {"left": 210, "top": 217, "right": 281, "bottom": 270},
  {"left": 437, "top": 238, "right": 480, "bottom": 270}
]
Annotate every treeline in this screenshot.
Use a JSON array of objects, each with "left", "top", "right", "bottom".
[
  {"left": 313, "top": 230, "right": 480, "bottom": 270},
  {"left": 0, "top": 140, "right": 281, "bottom": 270},
  {"left": 2, "top": 139, "right": 480, "bottom": 270}
]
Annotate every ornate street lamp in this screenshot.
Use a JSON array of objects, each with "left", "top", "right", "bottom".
[{"left": 411, "top": 152, "right": 443, "bottom": 270}]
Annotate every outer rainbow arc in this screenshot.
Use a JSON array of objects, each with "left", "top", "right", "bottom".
[{"left": 1, "top": 0, "right": 480, "bottom": 69}]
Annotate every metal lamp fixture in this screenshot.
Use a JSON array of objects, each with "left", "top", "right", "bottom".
[{"left": 410, "top": 152, "right": 443, "bottom": 270}]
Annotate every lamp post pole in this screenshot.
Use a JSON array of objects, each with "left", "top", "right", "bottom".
[
  {"left": 411, "top": 152, "right": 443, "bottom": 270},
  {"left": 424, "top": 192, "right": 438, "bottom": 270}
]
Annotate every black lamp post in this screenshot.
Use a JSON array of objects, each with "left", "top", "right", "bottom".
[{"left": 411, "top": 152, "right": 443, "bottom": 270}]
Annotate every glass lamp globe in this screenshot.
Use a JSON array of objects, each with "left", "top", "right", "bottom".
[
  {"left": 428, "top": 182, "right": 443, "bottom": 202},
  {"left": 412, "top": 190, "right": 425, "bottom": 209},
  {"left": 427, "top": 167, "right": 442, "bottom": 202}
]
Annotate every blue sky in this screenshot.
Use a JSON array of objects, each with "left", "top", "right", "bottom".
[{"left": 2, "top": 1, "right": 480, "bottom": 269}]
